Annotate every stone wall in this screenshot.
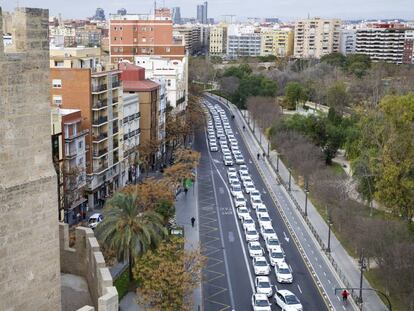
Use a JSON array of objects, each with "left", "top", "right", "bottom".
[
  {"left": 59, "top": 223, "right": 118, "bottom": 311},
  {"left": 0, "top": 7, "right": 61, "bottom": 311}
]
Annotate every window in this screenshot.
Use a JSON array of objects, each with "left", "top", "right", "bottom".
[
  {"left": 167, "top": 80, "right": 171, "bottom": 87},
  {"left": 53, "top": 95, "right": 62, "bottom": 105},
  {"left": 120, "top": 37, "right": 123, "bottom": 41},
  {"left": 166, "top": 47, "right": 171, "bottom": 53},
  {"left": 78, "top": 141, "right": 83, "bottom": 149},
  {"left": 142, "top": 38, "right": 147, "bottom": 43},
  {"left": 120, "top": 27, "right": 123, "bottom": 30},
  {"left": 133, "top": 38, "right": 137, "bottom": 43},
  {"left": 113, "top": 37, "right": 117, "bottom": 41},
  {"left": 141, "top": 27, "right": 146, "bottom": 31},
  {"left": 52, "top": 79, "right": 62, "bottom": 88},
  {"left": 113, "top": 26, "right": 117, "bottom": 31},
  {"left": 78, "top": 157, "right": 83, "bottom": 166},
  {"left": 141, "top": 48, "right": 147, "bottom": 53}
]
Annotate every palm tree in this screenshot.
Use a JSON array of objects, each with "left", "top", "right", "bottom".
[{"left": 95, "top": 192, "right": 167, "bottom": 280}]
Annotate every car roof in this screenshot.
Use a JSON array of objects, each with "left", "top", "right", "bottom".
[
  {"left": 277, "top": 262, "right": 289, "bottom": 268},
  {"left": 249, "top": 241, "right": 261, "bottom": 246},
  {"left": 278, "top": 289, "right": 295, "bottom": 297},
  {"left": 89, "top": 213, "right": 102, "bottom": 218},
  {"left": 254, "top": 293, "right": 269, "bottom": 300},
  {"left": 254, "top": 256, "right": 267, "bottom": 261},
  {"left": 256, "top": 276, "right": 270, "bottom": 282},
  {"left": 270, "top": 245, "right": 283, "bottom": 252}
]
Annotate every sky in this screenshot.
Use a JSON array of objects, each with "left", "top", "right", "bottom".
[{"left": 0, "top": 0, "right": 413, "bottom": 21}]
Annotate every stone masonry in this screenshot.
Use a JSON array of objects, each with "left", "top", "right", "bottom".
[{"left": 0, "top": 7, "right": 61, "bottom": 311}]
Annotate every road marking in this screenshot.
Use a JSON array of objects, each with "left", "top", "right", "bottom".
[
  {"left": 297, "top": 284, "right": 303, "bottom": 294},
  {"left": 328, "top": 279, "right": 331, "bottom": 284},
  {"left": 228, "top": 231, "right": 235, "bottom": 242},
  {"left": 283, "top": 231, "right": 290, "bottom": 243},
  {"left": 219, "top": 187, "right": 224, "bottom": 194}
]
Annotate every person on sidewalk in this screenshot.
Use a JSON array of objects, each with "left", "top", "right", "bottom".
[
  {"left": 243, "top": 125, "right": 246, "bottom": 131},
  {"left": 341, "top": 289, "right": 349, "bottom": 303},
  {"left": 191, "top": 217, "right": 196, "bottom": 227},
  {"left": 257, "top": 153, "right": 260, "bottom": 160},
  {"left": 262, "top": 152, "right": 266, "bottom": 159},
  {"left": 184, "top": 187, "right": 188, "bottom": 195}
]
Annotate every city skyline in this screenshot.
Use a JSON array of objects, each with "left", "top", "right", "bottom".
[{"left": 0, "top": 0, "right": 413, "bottom": 21}]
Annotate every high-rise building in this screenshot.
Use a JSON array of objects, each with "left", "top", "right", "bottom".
[
  {"left": 174, "top": 24, "right": 203, "bottom": 54},
  {"left": 197, "top": 1, "right": 208, "bottom": 24},
  {"left": 172, "top": 7, "right": 182, "bottom": 24},
  {"left": 209, "top": 23, "right": 228, "bottom": 56},
  {"left": 294, "top": 18, "right": 342, "bottom": 59},
  {"left": 403, "top": 30, "right": 414, "bottom": 64},
  {"left": 0, "top": 7, "right": 61, "bottom": 310},
  {"left": 356, "top": 22, "right": 409, "bottom": 64},
  {"left": 109, "top": 8, "right": 186, "bottom": 63},
  {"left": 339, "top": 28, "right": 357, "bottom": 55},
  {"left": 227, "top": 24, "right": 261, "bottom": 58},
  {"left": 50, "top": 46, "right": 124, "bottom": 209},
  {"left": 260, "top": 28, "right": 294, "bottom": 57}
]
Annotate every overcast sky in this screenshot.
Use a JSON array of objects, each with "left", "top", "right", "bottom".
[{"left": 1, "top": 0, "right": 413, "bottom": 21}]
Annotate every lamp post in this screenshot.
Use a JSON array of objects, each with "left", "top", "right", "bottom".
[
  {"left": 358, "top": 248, "right": 367, "bottom": 306},
  {"left": 327, "top": 220, "right": 332, "bottom": 253},
  {"left": 288, "top": 169, "right": 292, "bottom": 191},
  {"left": 276, "top": 154, "right": 279, "bottom": 172},
  {"left": 304, "top": 190, "right": 309, "bottom": 217}
]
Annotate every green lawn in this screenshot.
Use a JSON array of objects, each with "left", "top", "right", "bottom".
[
  {"left": 330, "top": 162, "right": 346, "bottom": 175},
  {"left": 114, "top": 269, "right": 140, "bottom": 300}
]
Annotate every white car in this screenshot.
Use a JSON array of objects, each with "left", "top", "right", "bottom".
[
  {"left": 239, "top": 170, "right": 250, "bottom": 182},
  {"left": 223, "top": 156, "right": 233, "bottom": 166},
  {"left": 245, "top": 228, "right": 259, "bottom": 242},
  {"left": 235, "top": 155, "right": 245, "bottom": 164},
  {"left": 88, "top": 213, "right": 103, "bottom": 229},
  {"left": 275, "top": 262, "right": 293, "bottom": 283},
  {"left": 255, "top": 276, "right": 273, "bottom": 297},
  {"left": 250, "top": 189, "right": 261, "bottom": 200},
  {"left": 222, "top": 150, "right": 232, "bottom": 157},
  {"left": 210, "top": 143, "right": 218, "bottom": 152},
  {"left": 260, "top": 225, "right": 278, "bottom": 240},
  {"left": 252, "top": 294, "right": 271, "bottom": 311},
  {"left": 237, "top": 207, "right": 250, "bottom": 220},
  {"left": 228, "top": 175, "right": 240, "bottom": 185},
  {"left": 258, "top": 214, "right": 272, "bottom": 228},
  {"left": 265, "top": 236, "right": 281, "bottom": 253},
  {"left": 231, "top": 144, "right": 239, "bottom": 152},
  {"left": 248, "top": 241, "right": 263, "bottom": 257},
  {"left": 227, "top": 167, "right": 237, "bottom": 175},
  {"left": 251, "top": 197, "right": 264, "bottom": 209},
  {"left": 242, "top": 215, "right": 256, "bottom": 231},
  {"left": 234, "top": 196, "right": 247, "bottom": 207},
  {"left": 228, "top": 170, "right": 238, "bottom": 179},
  {"left": 232, "top": 150, "right": 242, "bottom": 158},
  {"left": 244, "top": 183, "right": 256, "bottom": 194},
  {"left": 275, "top": 290, "right": 302, "bottom": 311},
  {"left": 230, "top": 184, "right": 243, "bottom": 198},
  {"left": 253, "top": 256, "right": 270, "bottom": 275},
  {"left": 269, "top": 246, "right": 286, "bottom": 266},
  {"left": 256, "top": 206, "right": 268, "bottom": 218},
  {"left": 239, "top": 164, "right": 249, "bottom": 173}
]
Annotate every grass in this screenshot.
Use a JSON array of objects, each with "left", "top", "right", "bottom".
[
  {"left": 114, "top": 269, "right": 139, "bottom": 301},
  {"left": 330, "top": 162, "right": 346, "bottom": 175}
]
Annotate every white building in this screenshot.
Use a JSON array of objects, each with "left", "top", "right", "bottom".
[
  {"left": 134, "top": 55, "right": 188, "bottom": 114},
  {"left": 227, "top": 24, "right": 261, "bottom": 58},
  {"left": 120, "top": 93, "right": 140, "bottom": 185},
  {"left": 339, "top": 29, "right": 357, "bottom": 55}
]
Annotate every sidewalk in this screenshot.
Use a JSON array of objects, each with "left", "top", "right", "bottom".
[
  {"left": 207, "top": 93, "right": 387, "bottom": 311},
  {"left": 119, "top": 181, "right": 201, "bottom": 311}
]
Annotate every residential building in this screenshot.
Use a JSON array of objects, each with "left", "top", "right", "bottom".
[
  {"left": 50, "top": 46, "right": 124, "bottom": 209},
  {"left": 119, "top": 62, "right": 165, "bottom": 167},
  {"left": 356, "top": 22, "right": 409, "bottom": 64},
  {"left": 197, "top": 1, "right": 208, "bottom": 24},
  {"left": 109, "top": 8, "right": 186, "bottom": 63},
  {"left": 209, "top": 23, "right": 228, "bottom": 56},
  {"left": 403, "top": 30, "right": 414, "bottom": 64},
  {"left": 121, "top": 92, "right": 141, "bottom": 185},
  {"left": 339, "top": 28, "right": 357, "bottom": 55},
  {"left": 135, "top": 55, "right": 188, "bottom": 113},
  {"left": 172, "top": 7, "right": 182, "bottom": 24},
  {"left": 260, "top": 28, "right": 294, "bottom": 57},
  {"left": 227, "top": 24, "right": 261, "bottom": 58},
  {"left": 174, "top": 24, "right": 203, "bottom": 54},
  {"left": 51, "top": 108, "right": 88, "bottom": 224},
  {"left": 294, "top": 18, "right": 342, "bottom": 59}
]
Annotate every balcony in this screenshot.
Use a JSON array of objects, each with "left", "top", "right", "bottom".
[
  {"left": 65, "top": 129, "right": 88, "bottom": 141},
  {"left": 112, "top": 81, "right": 120, "bottom": 88},
  {"left": 92, "top": 132, "right": 108, "bottom": 143},
  {"left": 93, "top": 148, "right": 108, "bottom": 158},
  {"left": 113, "top": 140, "right": 119, "bottom": 149},
  {"left": 112, "top": 98, "right": 119, "bottom": 105},
  {"left": 93, "top": 163, "right": 109, "bottom": 174},
  {"left": 113, "top": 126, "right": 119, "bottom": 135},
  {"left": 92, "top": 84, "right": 107, "bottom": 93},
  {"left": 92, "top": 116, "right": 108, "bottom": 126},
  {"left": 65, "top": 148, "right": 77, "bottom": 159},
  {"left": 92, "top": 100, "right": 108, "bottom": 110}
]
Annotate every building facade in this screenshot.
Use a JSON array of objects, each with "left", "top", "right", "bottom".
[
  {"left": 228, "top": 32, "right": 261, "bottom": 58},
  {"left": 197, "top": 1, "right": 208, "bottom": 24},
  {"left": 50, "top": 46, "right": 124, "bottom": 209},
  {"left": 294, "top": 18, "right": 341, "bottom": 59},
  {"left": 403, "top": 30, "right": 414, "bottom": 64},
  {"left": 260, "top": 28, "right": 294, "bottom": 57},
  {"left": 174, "top": 24, "right": 202, "bottom": 54},
  {"left": 109, "top": 8, "right": 186, "bottom": 63},
  {"left": 172, "top": 7, "right": 181, "bottom": 25},
  {"left": 209, "top": 24, "right": 227, "bottom": 56},
  {"left": 339, "top": 28, "right": 357, "bottom": 55},
  {"left": 51, "top": 108, "right": 88, "bottom": 224}
]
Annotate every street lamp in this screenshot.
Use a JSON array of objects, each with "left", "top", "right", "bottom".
[
  {"left": 327, "top": 220, "right": 332, "bottom": 253},
  {"left": 276, "top": 154, "right": 280, "bottom": 172},
  {"left": 359, "top": 248, "right": 367, "bottom": 305},
  {"left": 304, "top": 190, "right": 309, "bottom": 217},
  {"left": 288, "top": 169, "right": 292, "bottom": 191}
]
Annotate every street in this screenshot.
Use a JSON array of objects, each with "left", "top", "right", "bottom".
[{"left": 193, "top": 96, "right": 329, "bottom": 311}]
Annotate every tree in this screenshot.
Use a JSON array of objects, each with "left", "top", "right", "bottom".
[
  {"left": 285, "top": 82, "right": 307, "bottom": 109},
  {"left": 95, "top": 192, "right": 167, "bottom": 280},
  {"left": 325, "top": 82, "right": 349, "bottom": 115},
  {"left": 321, "top": 52, "right": 347, "bottom": 68},
  {"left": 134, "top": 237, "right": 205, "bottom": 311},
  {"left": 138, "top": 139, "right": 162, "bottom": 174}
]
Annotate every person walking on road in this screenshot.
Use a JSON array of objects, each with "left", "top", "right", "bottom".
[
  {"left": 243, "top": 125, "right": 246, "bottom": 131},
  {"left": 191, "top": 217, "right": 196, "bottom": 227},
  {"left": 341, "top": 289, "right": 349, "bottom": 303},
  {"left": 257, "top": 153, "right": 260, "bottom": 160},
  {"left": 262, "top": 152, "right": 266, "bottom": 159},
  {"left": 184, "top": 187, "right": 188, "bottom": 195}
]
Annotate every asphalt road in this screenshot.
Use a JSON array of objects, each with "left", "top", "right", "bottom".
[{"left": 194, "top": 96, "right": 329, "bottom": 311}]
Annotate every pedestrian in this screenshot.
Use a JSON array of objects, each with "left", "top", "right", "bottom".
[
  {"left": 257, "top": 153, "right": 260, "bottom": 160},
  {"left": 184, "top": 187, "right": 188, "bottom": 195},
  {"left": 191, "top": 217, "right": 196, "bottom": 227},
  {"left": 262, "top": 152, "right": 266, "bottom": 159},
  {"left": 243, "top": 125, "right": 246, "bottom": 131},
  {"left": 341, "top": 289, "right": 349, "bottom": 303},
  {"left": 76, "top": 212, "right": 81, "bottom": 223}
]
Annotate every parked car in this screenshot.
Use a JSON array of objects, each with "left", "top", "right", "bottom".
[{"left": 88, "top": 213, "right": 103, "bottom": 229}]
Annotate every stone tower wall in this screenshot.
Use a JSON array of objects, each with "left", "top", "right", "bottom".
[{"left": 0, "top": 7, "right": 61, "bottom": 311}]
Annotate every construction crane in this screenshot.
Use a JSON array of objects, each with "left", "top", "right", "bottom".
[{"left": 221, "top": 14, "right": 236, "bottom": 24}]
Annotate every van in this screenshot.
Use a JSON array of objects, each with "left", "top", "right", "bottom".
[{"left": 88, "top": 213, "right": 103, "bottom": 229}]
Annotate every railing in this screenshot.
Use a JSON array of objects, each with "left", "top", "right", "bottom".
[
  {"left": 112, "top": 98, "right": 119, "bottom": 105},
  {"left": 112, "top": 81, "right": 120, "bottom": 88},
  {"left": 92, "top": 132, "right": 108, "bottom": 142},
  {"left": 92, "top": 84, "right": 107, "bottom": 92},
  {"left": 65, "top": 148, "right": 77, "bottom": 158},
  {"left": 92, "top": 116, "right": 108, "bottom": 125},
  {"left": 65, "top": 129, "right": 89, "bottom": 141},
  {"left": 93, "top": 148, "right": 108, "bottom": 158},
  {"left": 113, "top": 140, "right": 119, "bottom": 149},
  {"left": 93, "top": 163, "right": 108, "bottom": 174},
  {"left": 92, "top": 100, "right": 108, "bottom": 109},
  {"left": 113, "top": 126, "right": 119, "bottom": 134}
]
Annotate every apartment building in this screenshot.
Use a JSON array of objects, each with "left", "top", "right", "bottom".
[
  {"left": 119, "top": 62, "right": 165, "bottom": 167},
  {"left": 227, "top": 25, "right": 261, "bottom": 58},
  {"left": 294, "top": 18, "right": 341, "bottom": 59},
  {"left": 260, "top": 28, "right": 294, "bottom": 57},
  {"left": 109, "top": 8, "right": 186, "bottom": 63},
  {"left": 135, "top": 55, "right": 188, "bottom": 113},
  {"left": 339, "top": 28, "right": 357, "bottom": 55},
  {"left": 51, "top": 108, "right": 88, "bottom": 223},
  {"left": 209, "top": 23, "right": 227, "bottom": 56},
  {"left": 356, "top": 22, "right": 409, "bottom": 64},
  {"left": 174, "top": 24, "right": 203, "bottom": 54},
  {"left": 403, "top": 30, "right": 414, "bottom": 64},
  {"left": 50, "top": 46, "right": 124, "bottom": 209},
  {"left": 121, "top": 93, "right": 140, "bottom": 184}
]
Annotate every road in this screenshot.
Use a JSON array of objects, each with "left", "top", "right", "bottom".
[{"left": 194, "top": 96, "right": 330, "bottom": 311}]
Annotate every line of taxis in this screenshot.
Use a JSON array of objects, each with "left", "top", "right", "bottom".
[{"left": 204, "top": 102, "right": 303, "bottom": 311}]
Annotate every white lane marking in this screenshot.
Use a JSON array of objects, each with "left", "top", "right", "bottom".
[
  {"left": 297, "top": 284, "right": 303, "bottom": 294},
  {"left": 324, "top": 272, "right": 327, "bottom": 276},
  {"left": 328, "top": 279, "right": 331, "bottom": 284},
  {"left": 343, "top": 306, "right": 346, "bottom": 310},
  {"left": 283, "top": 231, "right": 290, "bottom": 243}
]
